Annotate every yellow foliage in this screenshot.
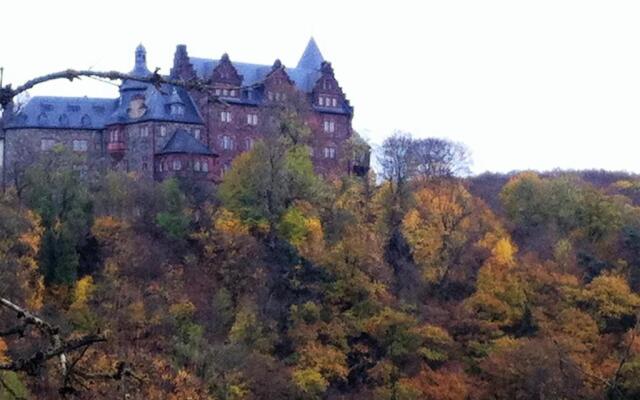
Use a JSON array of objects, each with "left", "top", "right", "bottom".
[
  {"left": 580, "top": 274, "right": 640, "bottom": 324},
  {"left": 297, "top": 342, "right": 348, "bottom": 381},
  {"left": 73, "top": 276, "right": 95, "bottom": 305},
  {"left": 214, "top": 208, "right": 249, "bottom": 236},
  {"left": 0, "top": 339, "right": 8, "bottom": 363},
  {"left": 91, "top": 215, "right": 129, "bottom": 245},
  {"left": 169, "top": 300, "right": 196, "bottom": 321}
]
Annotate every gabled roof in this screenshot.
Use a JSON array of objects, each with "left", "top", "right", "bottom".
[
  {"left": 4, "top": 96, "right": 118, "bottom": 130},
  {"left": 107, "top": 84, "right": 204, "bottom": 125},
  {"left": 189, "top": 38, "right": 326, "bottom": 93},
  {"left": 297, "top": 37, "right": 324, "bottom": 69},
  {"left": 156, "top": 129, "right": 215, "bottom": 156}
]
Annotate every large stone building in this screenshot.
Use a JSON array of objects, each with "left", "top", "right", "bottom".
[{"left": 0, "top": 39, "right": 366, "bottom": 187}]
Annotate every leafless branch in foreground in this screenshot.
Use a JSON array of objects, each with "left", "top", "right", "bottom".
[{"left": 0, "top": 296, "right": 140, "bottom": 398}]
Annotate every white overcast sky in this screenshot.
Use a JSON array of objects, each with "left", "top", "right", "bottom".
[{"left": 2, "top": 0, "right": 640, "bottom": 174}]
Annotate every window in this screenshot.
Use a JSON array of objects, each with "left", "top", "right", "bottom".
[
  {"left": 158, "top": 163, "right": 163, "bottom": 172},
  {"left": 318, "top": 96, "right": 324, "bottom": 106},
  {"left": 223, "top": 89, "right": 229, "bottom": 96},
  {"left": 332, "top": 98, "right": 337, "bottom": 107},
  {"left": 244, "top": 137, "right": 254, "bottom": 150},
  {"left": 171, "top": 104, "right": 184, "bottom": 116},
  {"left": 246, "top": 113, "right": 258, "bottom": 126},
  {"left": 160, "top": 125, "right": 167, "bottom": 137},
  {"left": 323, "top": 147, "right": 336, "bottom": 159},
  {"left": 194, "top": 160, "right": 201, "bottom": 172},
  {"left": 202, "top": 160, "right": 209, "bottom": 172},
  {"left": 0, "top": 139, "right": 4, "bottom": 168},
  {"left": 194, "top": 129, "right": 201, "bottom": 140},
  {"left": 172, "top": 160, "right": 182, "bottom": 171},
  {"left": 140, "top": 126, "right": 149, "bottom": 137},
  {"left": 230, "top": 90, "right": 236, "bottom": 97},
  {"left": 215, "top": 88, "right": 221, "bottom": 96},
  {"left": 72, "top": 140, "right": 88, "bottom": 152},
  {"left": 40, "top": 139, "right": 56, "bottom": 151},
  {"left": 220, "top": 111, "right": 232, "bottom": 123},
  {"left": 268, "top": 91, "right": 274, "bottom": 101},
  {"left": 221, "top": 135, "right": 234, "bottom": 150},
  {"left": 323, "top": 120, "right": 335, "bottom": 133},
  {"left": 309, "top": 146, "right": 314, "bottom": 157}
]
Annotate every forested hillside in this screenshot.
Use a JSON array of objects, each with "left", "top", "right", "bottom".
[{"left": 2, "top": 131, "right": 640, "bottom": 399}]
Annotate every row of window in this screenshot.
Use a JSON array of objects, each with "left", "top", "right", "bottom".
[
  {"left": 157, "top": 159, "right": 210, "bottom": 173},
  {"left": 220, "top": 135, "right": 254, "bottom": 151},
  {"left": 220, "top": 111, "right": 259, "bottom": 126},
  {"left": 41, "top": 139, "right": 89, "bottom": 152},
  {"left": 311, "top": 147, "right": 336, "bottom": 159},
  {"left": 267, "top": 91, "right": 287, "bottom": 102},
  {"left": 318, "top": 96, "right": 339, "bottom": 108},
  {"left": 110, "top": 126, "right": 202, "bottom": 141},
  {"left": 214, "top": 88, "right": 238, "bottom": 97}
]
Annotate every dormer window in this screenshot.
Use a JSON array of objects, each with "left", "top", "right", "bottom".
[{"left": 171, "top": 104, "right": 185, "bottom": 116}]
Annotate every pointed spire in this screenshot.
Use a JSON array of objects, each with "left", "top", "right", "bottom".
[
  {"left": 297, "top": 37, "right": 324, "bottom": 69},
  {"left": 132, "top": 43, "right": 151, "bottom": 76}
]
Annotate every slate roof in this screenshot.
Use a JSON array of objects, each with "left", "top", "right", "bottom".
[
  {"left": 189, "top": 38, "right": 326, "bottom": 93},
  {"left": 297, "top": 37, "right": 324, "bottom": 69},
  {"left": 156, "top": 129, "right": 215, "bottom": 156},
  {"left": 106, "top": 84, "right": 204, "bottom": 125},
  {"left": 4, "top": 96, "right": 118, "bottom": 130}
]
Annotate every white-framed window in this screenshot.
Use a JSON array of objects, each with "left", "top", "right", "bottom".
[
  {"left": 223, "top": 89, "right": 229, "bottom": 96},
  {"left": 40, "top": 139, "right": 56, "bottom": 151},
  {"left": 72, "top": 139, "right": 88, "bottom": 152},
  {"left": 246, "top": 113, "right": 258, "bottom": 126},
  {"left": 318, "top": 96, "right": 324, "bottom": 106},
  {"left": 172, "top": 160, "right": 182, "bottom": 171},
  {"left": 194, "top": 160, "right": 201, "bottom": 172},
  {"left": 230, "top": 89, "right": 236, "bottom": 97},
  {"left": 332, "top": 98, "right": 337, "bottom": 107},
  {"left": 140, "top": 126, "right": 149, "bottom": 137},
  {"left": 244, "top": 137, "right": 254, "bottom": 150},
  {"left": 220, "top": 111, "right": 232, "bottom": 123},
  {"left": 159, "top": 125, "right": 167, "bottom": 137},
  {"left": 171, "top": 104, "right": 184, "bottom": 116},
  {"left": 202, "top": 160, "right": 209, "bottom": 172},
  {"left": 323, "top": 147, "right": 336, "bottom": 159},
  {"left": 215, "top": 88, "right": 221, "bottom": 96},
  {"left": 323, "top": 120, "right": 335, "bottom": 133},
  {"left": 221, "top": 135, "right": 234, "bottom": 150},
  {"left": 194, "top": 129, "right": 201, "bottom": 140}
]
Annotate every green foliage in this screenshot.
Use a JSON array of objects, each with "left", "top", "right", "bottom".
[
  {"left": 155, "top": 178, "right": 191, "bottom": 240},
  {"left": 22, "top": 147, "right": 92, "bottom": 285}
]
